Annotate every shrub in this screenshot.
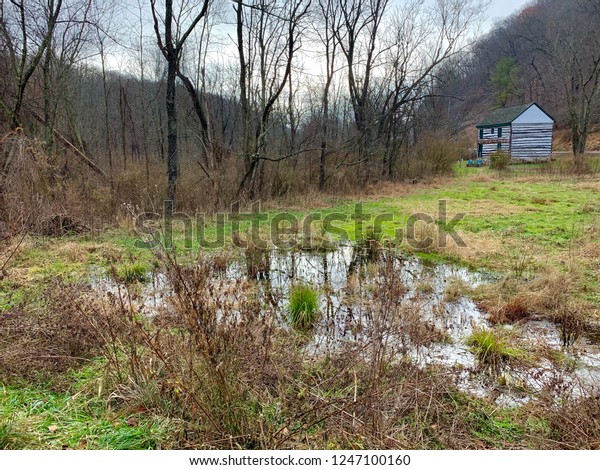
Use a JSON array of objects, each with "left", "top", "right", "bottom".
[
  {"left": 489, "top": 151, "right": 511, "bottom": 171},
  {"left": 0, "top": 282, "right": 106, "bottom": 381},
  {"left": 288, "top": 284, "right": 319, "bottom": 330},
  {"left": 401, "top": 132, "right": 468, "bottom": 179}
]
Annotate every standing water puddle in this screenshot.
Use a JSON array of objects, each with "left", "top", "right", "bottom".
[{"left": 91, "top": 245, "right": 600, "bottom": 404}]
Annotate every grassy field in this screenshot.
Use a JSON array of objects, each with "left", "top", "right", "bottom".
[
  {"left": 4, "top": 165, "right": 599, "bottom": 306},
  {"left": 1, "top": 165, "right": 599, "bottom": 449}
]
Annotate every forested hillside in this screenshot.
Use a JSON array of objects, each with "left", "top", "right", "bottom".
[
  {"left": 428, "top": 0, "right": 600, "bottom": 154},
  {"left": 0, "top": 0, "right": 599, "bottom": 228}
]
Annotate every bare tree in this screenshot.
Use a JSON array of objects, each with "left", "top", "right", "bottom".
[
  {"left": 0, "top": 0, "right": 63, "bottom": 129},
  {"left": 234, "top": 0, "right": 311, "bottom": 199},
  {"left": 535, "top": 0, "right": 600, "bottom": 167},
  {"left": 41, "top": 0, "right": 95, "bottom": 155},
  {"left": 95, "top": 23, "right": 115, "bottom": 178},
  {"left": 333, "top": 0, "right": 389, "bottom": 177},
  {"left": 379, "top": 0, "right": 483, "bottom": 178},
  {"left": 177, "top": 0, "right": 223, "bottom": 172},
  {"left": 315, "top": 0, "right": 340, "bottom": 190},
  {"left": 150, "top": 0, "right": 209, "bottom": 213}
]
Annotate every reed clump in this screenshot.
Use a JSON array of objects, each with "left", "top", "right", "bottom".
[{"left": 288, "top": 284, "right": 319, "bottom": 330}]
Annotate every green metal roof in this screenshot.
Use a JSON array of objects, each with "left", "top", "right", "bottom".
[{"left": 476, "top": 103, "right": 534, "bottom": 128}]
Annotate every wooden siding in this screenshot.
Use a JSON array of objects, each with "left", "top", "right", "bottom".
[
  {"left": 512, "top": 105, "right": 554, "bottom": 125},
  {"left": 477, "top": 126, "right": 511, "bottom": 159},
  {"left": 510, "top": 123, "right": 553, "bottom": 159}
]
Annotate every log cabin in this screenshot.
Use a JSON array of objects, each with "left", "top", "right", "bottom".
[{"left": 476, "top": 102, "right": 555, "bottom": 161}]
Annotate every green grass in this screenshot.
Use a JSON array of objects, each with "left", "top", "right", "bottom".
[
  {"left": 0, "top": 362, "right": 174, "bottom": 450},
  {"left": 299, "top": 179, "right": 597, "bottom": 253},
  {"left": 9, "top": 176, "right": 600, "bottom": 270},
  {"left": 470, "top": 409, "right": 524, "bottom": 448},
  {"left": 1, "top": 170, "right": 597, "bottom": 328},
  {"left": 5, "top": 173, "right": 599, "bottom": 313},
  {"left": 288, "top": 284, "right": 319, "bottom": 330},
  {"left": 114, "top": 261, "right": 149, "bottom": 284},
  {"left": 2, "top": 171, "right": 599, "bottom": 449},
  {"left": 467, "top": 328, "right": 525, "bottom": 367},
  {"left": 0, "top": 282, "right": 24, "bottom": 312}
]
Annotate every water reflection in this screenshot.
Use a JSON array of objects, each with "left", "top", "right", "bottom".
[{"left": 91, "top": 244, "right": 600, "bottom": 404}]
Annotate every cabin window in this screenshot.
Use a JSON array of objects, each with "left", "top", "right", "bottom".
[
  {"left": 498, "top": 128, "right": 503, "bottom": 138},
  {"left": 479, "top": 129, "right": 483, "bottom": 139},
  {"left": 491, "top": 128, "right": 495, "bottom": 135}
]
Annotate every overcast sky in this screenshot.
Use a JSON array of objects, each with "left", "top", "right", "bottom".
[
  {"left": 104, "top": 0, "right": 535, "bottom": 74},
  {"left": 485, "top": 0, "right": 532, "bottom": 26}
]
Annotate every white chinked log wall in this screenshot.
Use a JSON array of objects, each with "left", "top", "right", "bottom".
[
  {"left": 479, "top": 126, "right": 511, "bottom": 159},
  {"left": 477, "top": 104, "right": 554, "bottom": 161},
  {"left": 510, "top": 106, "right": 554, "bottom": 160}
]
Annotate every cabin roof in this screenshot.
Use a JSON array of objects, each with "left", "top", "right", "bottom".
[{"left": 476, "top": 102, "right": 554, "bottom": 128}]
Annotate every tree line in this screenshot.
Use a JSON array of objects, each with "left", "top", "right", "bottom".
[
  {"left": 428, "top": 0, "right": 600, "bottom": 168},
  {"left": 0, "top": 0, "right": 482, "bottom": 210},
  {"left": 1, "top": 0, "right": 598, "bottom": 215}
]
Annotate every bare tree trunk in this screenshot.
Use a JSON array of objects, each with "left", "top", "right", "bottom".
[
  {"left": 319, "top": 102, "right": 328, "bottom": 190},
  {"left": 43, "top": 40, "right": 55, "bottom": 155},
  {"left": 151, "top": 0, "right": 210, "bottom": 217},
  {"left": 572, "top": 121, "right": 587, "bottom": 171},
  {"left": 235, "top": 0, "right": 310, "bottom": 199},
  {"left": 166, "top": 55, "right": 178, "bottom": 208},
  {"left": 177, "top": 72, "right": 214, "bottom": 169},
  {"left": 98, "top": 36, "right": 113, "bottom": 181},
  {"left": 119, "top": 81, "right": 128, "bottom": 171},
  {"left": 135, "top": 0, "right": 150, "bottom": 187},
  {"left": 317, "top": 0, "right": 340, "bottom": 191},
  {"left": 335, "top": 0, "right": 389, "bottom": 182}
]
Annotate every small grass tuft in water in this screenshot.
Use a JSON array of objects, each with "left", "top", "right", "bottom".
[
  {"left": 467, "top": 328, "right": 523, "bottom": 368},
  {"left": 115, "top": 262, "right": 149, "bottom": 284},
  {"left": 416, "top": 280, "right": 435, "bottom": 294},
  {"left": 288, "top": 284, "right": 319, "bottom": 330},
  {"left": 443, "top": 277, "right": 472, "bottom": 302}
]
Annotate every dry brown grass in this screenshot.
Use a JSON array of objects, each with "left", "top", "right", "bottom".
[
  {"left": 443, "top": 277, "right": 472, "bottom": 302},
  {"left": 534, "top": 396, "right": 600, "bottom": 449},
  {"left": 52, "top": 242, "right": 90, "bottom": 263},
  {"left": 531, "top": 196, "right": 551, "bottom": 205},
  {"left": 0, "top": 128, "right": 467, "bottom": 240},
  {"left": 469, "top": 174, "right": 496, "bottom": 183},
  {"left": 487, "top": 294, "right": 532, "bottom": 325},
  {"left": 475, "top": 268, "right": 593, "bottom": 346},
  {"left": 51, "top": 251, "right": 468, "bottom": 449},
  {"left": 2, "top": 245, "right": 600, "bottom": 449},
  {"left": 464, "top": 199, "right": 527, "bottom": 218},
  {"left": 525, "top": 271, "right": 573, "bottom": 312},
  {"left": 445, "top": 231, "right": 504, "bottom": 262},
  {"left": 0, "top": 282, "right": 105, "bottom": 382},
  {"left": 573, "top": 180, "right": 600, "bottom": 192}
]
